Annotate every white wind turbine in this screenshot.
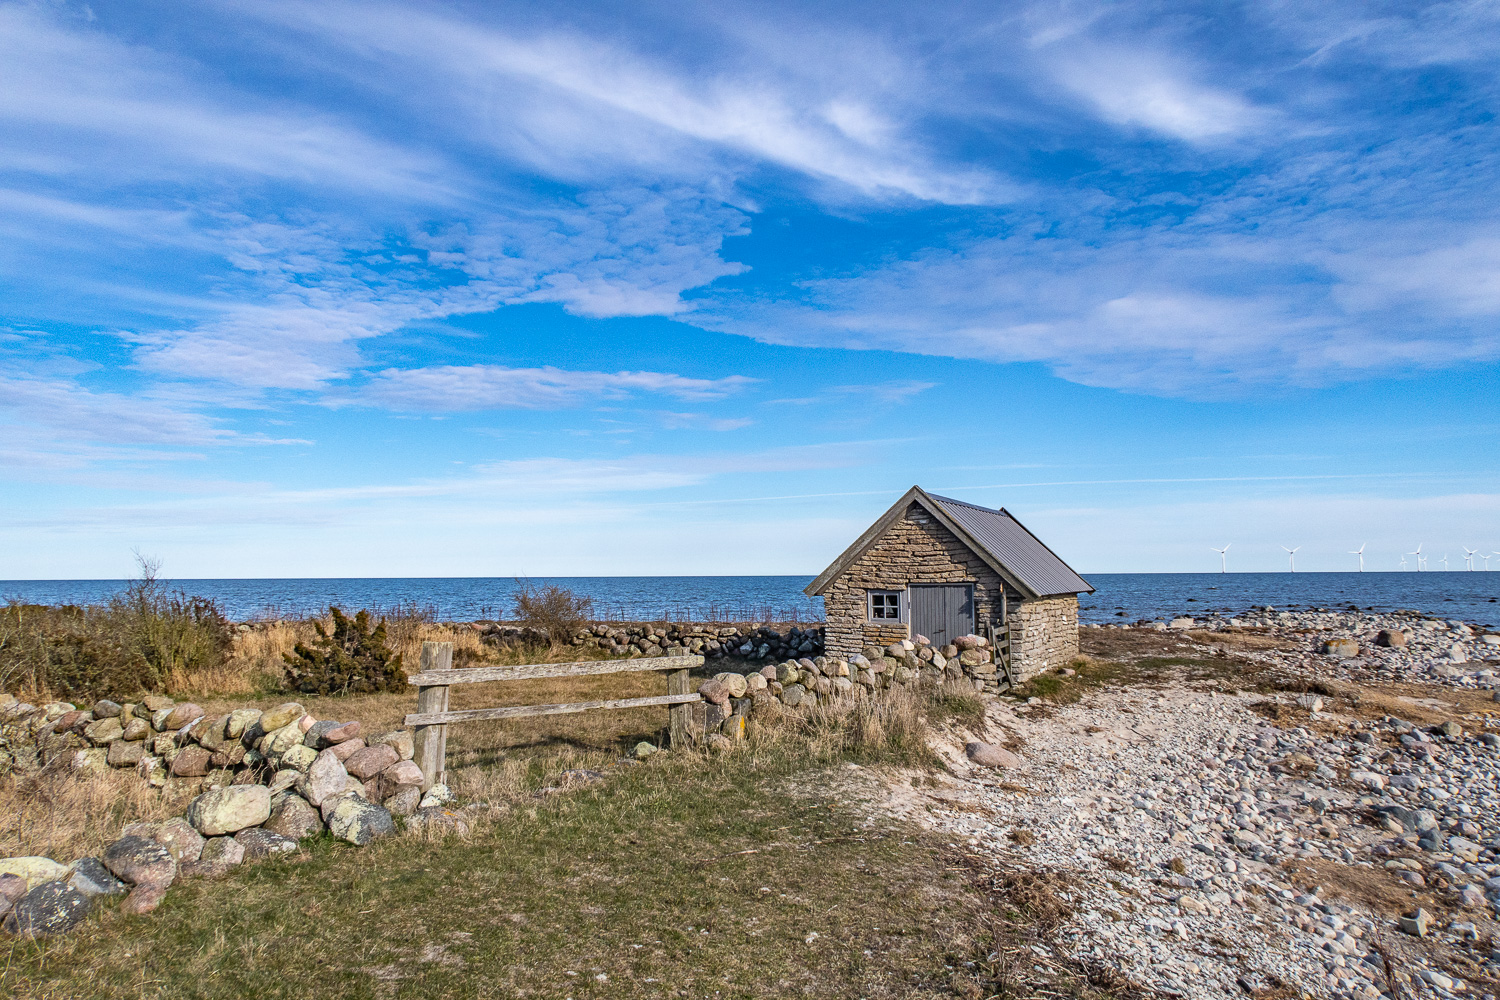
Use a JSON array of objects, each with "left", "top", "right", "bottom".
[
  {"left": 1407, "top": 543, "right": 1423, "bottom": 571},
  {"left": 1349, "top": 543, "right": 1366, "bottom": 572},
  {"left": 1464, "top": 547, "right": 1479, "bottom": 571},
  {"left": 1282, "top": 545, "right": 1300, "bottom": 572},
  {"left": 1211, "top": 543, "right": 1231, "bottom": 573},
  {"left": 1485, "top": 552, "right": 1496, "bottom": 571},
  {"left": 1440, "top": 553, "right": 1450, "bottom": 570},
  {"left": 1399, "top": 554, "right": 1408, "bottom": 570}
]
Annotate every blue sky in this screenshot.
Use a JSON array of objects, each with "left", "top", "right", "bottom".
[{"left": 2, "top": 0, "right": 1498, "bottom": 579}]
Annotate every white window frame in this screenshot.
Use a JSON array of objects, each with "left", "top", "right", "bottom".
[{"left": 867, "top": 589, "right": 906, "bottom": 623}]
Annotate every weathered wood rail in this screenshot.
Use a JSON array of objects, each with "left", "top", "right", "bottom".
[{"left": 405, "top": 642, "right": 704, "bottom": 790}]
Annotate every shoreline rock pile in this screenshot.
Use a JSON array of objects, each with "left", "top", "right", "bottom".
[
  {"left": 0, "top": 692, "right": 454, "bottom": 939},
  {"left": 1092, "top": 606, "right": 1500, "bottom": 690}
]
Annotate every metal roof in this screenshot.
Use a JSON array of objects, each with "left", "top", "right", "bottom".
[
  {"left": 804, "top": 486, "right": 1093, "bottom": 599},
  {"left": 925, "top": 493, "right": 1094, "bottom": 597}
]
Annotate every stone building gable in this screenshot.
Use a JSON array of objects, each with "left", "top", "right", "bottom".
[{"left": 821, "top": 502, "right": 1018, "bottom": 658}]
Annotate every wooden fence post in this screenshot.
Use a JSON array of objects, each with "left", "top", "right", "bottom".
[
  {"left": 667, "top": 668, "right": 691, "bottom": 749},
  {"left": 414, "top": 641, "right": 452, "bottom": 791}
]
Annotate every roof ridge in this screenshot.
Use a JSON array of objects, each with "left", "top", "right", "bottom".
[{"left": 926, "top": 493, "right": 1004, "bottom": 516}]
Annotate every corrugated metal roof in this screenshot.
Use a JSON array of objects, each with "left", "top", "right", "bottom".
[{"left": 927, "top": 493, "right": 1094, "bottom": 597}]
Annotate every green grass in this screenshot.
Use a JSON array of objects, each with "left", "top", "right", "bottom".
[{"left": 3, "top": 706, "right": 993, "bottom": 1000}]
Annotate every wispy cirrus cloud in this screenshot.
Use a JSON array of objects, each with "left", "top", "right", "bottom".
[{"left": 359, "top": 364, "right": 755, "bottom": 412}]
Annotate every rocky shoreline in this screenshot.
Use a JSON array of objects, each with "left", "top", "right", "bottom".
[{"left": 894, "top": 607, "right": 1500, "bottom": 999}]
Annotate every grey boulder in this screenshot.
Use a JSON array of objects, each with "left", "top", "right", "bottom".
[
  {"left": 67, "top": 857, "right": 126, "bottom": 898},
  {"left": 103, "top": 835, "right": 177, "bottom": 890}
]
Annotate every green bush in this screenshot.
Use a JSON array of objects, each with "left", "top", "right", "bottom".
[
  {"left": 0, "top": 563, "right": 233, "bottom": 702},
  {"left": 282, "top": 607, "right": 408, "bottom": 696}
]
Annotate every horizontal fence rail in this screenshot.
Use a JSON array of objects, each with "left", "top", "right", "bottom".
[{"left": 406, "top": 642, "right": 705, "bottom": 790}]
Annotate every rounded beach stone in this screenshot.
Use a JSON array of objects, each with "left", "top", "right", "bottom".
[
  {"left": 186, "top": 785, "right": 271, "bottom": 836},
  {"left": 374, "top": 759, "right": 423, "bottom": 802},
  {"left": 119, "top": 884, "right": 168, "bottom": 914},
  {"left": 91, "top": 699, "right": 122, "bottom": 719},
  {"left": 344, "top": 744, "right": 399, "bottom": 781},
  {"left": 2, "top": 881, "right": 91, "bottom": 937},
  {"left": 0, "top": 872, "right": 27, "bottom": 903},
  {"left": 965, "top": 742, "right": 1021, "bottom": 768},
  {"left": 107, "top": 740, "right": 145, "bottom": 767},
  {"left": 368, "top": 730, "right": 413, "bottom": 760},
  {"left": 191, "top": 714, "right": 229, "bottom": 749},
  {"left": 744, "top": 672, "right": 768, "bottom": 693},
  {"left": 199, "top": 836, "right": 245, "bottom": 868},
  {"left": 259, "top": 703, "right": 305, "bottom": 732},
  {"left": 169, "top": 745, "right": 212, "bottom": 777},
  {"left": 141, "top": 695, "right": 173, "bottom": 712},
  {"left": 781, "top": 683, "right": 806, "bottom": 707},
  {"left": 329, "top": 736, "right": 366, "bottom": 762},
  {"left": 121, "top": 718, "right": 150, "bottom": 741},
  {"left": 279, "top": 744, "right": 318, "bottom": 772},
  {"left": 267, "top": 768, "right": 302, "bottom": 796},
  {"left": 262, "top": 722, "right": 306, "bottom": 755},
  {"left": 152, "top": 818, "right": 205, "bottom": 863},
  {"left": 385, "top": 786, "right": 421, "bottom": 817},
  {"left": 296, "top": 749, "right": 349, "bottom": 807},
  {"left": 698, "top": 677, "right": 729, "bottom": 706},
  {"left": 297, "top": 713, "right": 316, "bottom": 733},
  {"left": 84, "top": 717, "right": 123, "bottom": 745},
  {"left": 0, "top": 857, "right": 70, "bottom": 891},
  {"left": 264, "top": 793, "right": 324, "bottom": 840},
  {"left": 103, "top": 835, "right": 176, "bottom": 889},
  {"left": 303, "top": 719, "right": 361, "bottom": 749},
  {"left": 234, "top": 828, "right": 297, "bottom": 859},
  {"left": 224, "top": 708, "right": 261, "bottom": 739},
  {"left": 327, "top": 796, "right": 395, "bottom": 845},
  {"left": 713, "top": 673, "right": 748, "bottom": 698},
  {"left": 67, "top": 857, "right": 125, "bottom": 899},
  {"left": 162, "top": 703, "right": 204, "bottom": 731}
]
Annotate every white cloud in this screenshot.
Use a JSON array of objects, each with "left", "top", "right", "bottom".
[
  {"left": 233, "top": 0, "right": 1010, "bottom": 205},
  {"left": 1049, "top": 47, "right": 1264, "bottom": 142},
  {"left": 361, "top": 365, "right": 755, "bottom": 412}
]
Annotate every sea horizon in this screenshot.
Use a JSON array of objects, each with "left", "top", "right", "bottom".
[{"left": 6, "top": 571, "right": 1498, "bottom": 629}]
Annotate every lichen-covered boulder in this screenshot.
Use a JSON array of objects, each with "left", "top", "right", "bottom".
[
  {"left": 279, "top": 744, "right": 318, "bottom": 772},
  {"left": 103, "top": 835, "right": 177, "bottom": 890},
  {"left": 261, "top": 722, "right": 306, "bottom": 756},
  {"left": 153, "top": 817, "right": 206, "bottom": 863},
  {"left": 326, "top": 796, "right": 394, "bottom": 845},
  {"left": 0, "top": 857, "right": 70, "bottom": 891},
  {"left": 259, "top": 703, "right": 305, "bottom": 732},
  {"left": 83, "top": 717, "right": 123, "bottom": 745},
  {"left": 344, "top": 744, "right": 399, "bottom": 781},
  {"left": 264, "top": 792, "right": 323, "bottom": 840},
  {"left": 2, "top": 881, "right": 91, "bottom": 937},
  {"left": 186, "top": 786, "right": 271, "bottom": 836},
  {"left": 67, "top": 857, "right": 126, "bottom": 898},
  {"left": 225, "top": 708, "right": 261, "bottom": 739}
]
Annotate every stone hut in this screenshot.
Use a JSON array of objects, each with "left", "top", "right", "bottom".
[{"left": 805, "top": 486, "right": 1093, "bottom": 683}]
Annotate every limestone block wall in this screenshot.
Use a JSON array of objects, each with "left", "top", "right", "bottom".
[
  {"left": 1007, "top": 595, "right": 1080, "bottom": 679},
  {"left": 820, "top": 502, "right": 1008, "bottom": 660}
]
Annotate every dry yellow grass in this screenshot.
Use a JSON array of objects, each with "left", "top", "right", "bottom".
[{"left": 0, "top": 766, "right": 199, "bottom": 861}]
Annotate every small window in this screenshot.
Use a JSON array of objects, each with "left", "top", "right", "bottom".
[{"left": 868, "top": 590, "right": 903, "bottom": 621}]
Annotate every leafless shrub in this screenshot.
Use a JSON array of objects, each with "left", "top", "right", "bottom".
[{"left": 512, "top": 580, "right": 594, "bottom": 645}]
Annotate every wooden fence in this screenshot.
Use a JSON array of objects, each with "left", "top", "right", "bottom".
[{"left": 404, "top": 641, "right": 705, "bottom": 790}]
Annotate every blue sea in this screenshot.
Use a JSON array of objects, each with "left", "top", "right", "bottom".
[{"left": 4, "top": 573, "right": 1499, "bottom": 628}]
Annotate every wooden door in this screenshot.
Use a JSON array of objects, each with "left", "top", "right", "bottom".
[{"left": 910, "top": 585, "right": 974, "bottom": 646}]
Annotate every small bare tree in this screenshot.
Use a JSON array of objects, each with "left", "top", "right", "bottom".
[{"left": 511, "top": 580, "right": 594, "bottom": 645}]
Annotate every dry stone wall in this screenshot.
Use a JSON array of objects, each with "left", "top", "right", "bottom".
[
  {"left": 0, "top": 692, "right": 466, "bottom": 938},
  {"left": 475, "top": 621, "right": 825, "bottom": 664}
]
